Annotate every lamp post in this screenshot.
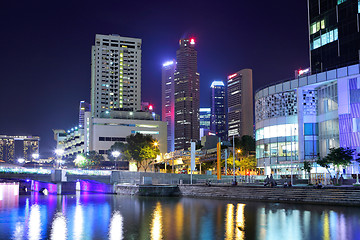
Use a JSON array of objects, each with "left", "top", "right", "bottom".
[
  {"left": 55, "top": 149, "right": 64, "bottom": 169},
  {"left": 32, "top": 153, "right": 39, "bottom": 161},
  {"left": 18, "top": 158, "right": 25, "bottom": 164},
  {"left": 153, "top": 141, "right": 159, "bottom": 172},
  {"left": 112, "top": 151, "right": 120, "bottom": 170}
]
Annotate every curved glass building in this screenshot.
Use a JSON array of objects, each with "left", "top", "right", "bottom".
[{"left": 255, "top": 64, "right": 360, "bottom": 176}]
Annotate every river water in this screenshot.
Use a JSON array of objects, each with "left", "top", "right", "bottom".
[{"left": 0, "top": 185, "right": 360, "bottom": 239}]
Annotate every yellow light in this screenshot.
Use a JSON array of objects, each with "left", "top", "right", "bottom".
[{"left": 150, "top": 202, "right": 163, "bottom": 240}]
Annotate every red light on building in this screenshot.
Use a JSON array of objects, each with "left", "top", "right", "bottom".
[
  {"left": 228, "top": 73, "right": 237, "bottom": 79},
  {"left": 190, "top": 38, "right": 195, "bottom": 45},
  {"left": 149, "top": 105, "right": 153, "bottom": 111}
]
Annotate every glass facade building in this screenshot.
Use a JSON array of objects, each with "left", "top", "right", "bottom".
[
  {"left": 255, "top": 64, "right": 360, "bottom": 176},
  {"left": 309, "top": 0, "right": 360, "bottom": 73},
  {"left": 210, "top": 81, "right": 227, "bottom": 140}
]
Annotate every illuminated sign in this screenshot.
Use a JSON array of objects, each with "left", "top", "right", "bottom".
[
  {"left": 162, "top": 61, "right": 174, "bottom": 67},
  {"left": 190, "top": 38, "right": 195, "bottom": 45},
  {"left": 228, "top": 73, "right": 237, "bottom": 79},
  {"left": 298, "top": 68, "right": 310, "bottom": 76}
]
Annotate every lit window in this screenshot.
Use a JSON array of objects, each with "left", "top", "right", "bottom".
[{"left": 321, "top": 20, "right": 325, "bottom": 29}]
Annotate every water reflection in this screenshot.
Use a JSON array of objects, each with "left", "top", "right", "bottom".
[
  {"left": 150, "top": 202, "right": 163, "bottom": 240},
  {"left": 235, "top": 204, "right": 245, "bottom": 239},
  {"left": 50, "top": 212, "right": 67, "bottom": 240},
  {"left": 28, "top": 204, "right": 41, "bottom": 240},
  {"left": 1, "top": 193, "right": 360, "bottom": 239},
  {"left": 109, "top": 211, "right": 123, "bottom": 240}
]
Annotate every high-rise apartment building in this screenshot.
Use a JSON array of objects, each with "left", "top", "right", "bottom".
[
  {"left": 174, "top": 38, "right": 200, "bottom": 150},
  {"left": 162, "top": 60, "right": 176, "bottom": 153},
  {"left": 308, "top": 0, "right": 360, "bottom": 73},
  {"left": 0, "top": 135, "right": 40, "bottom": 163},
  {"left": 227, "top": 69, "right": 253, "bottom": 138},
  {"left": 210, "top": 81, "right": 227, "bottom": 140},
  {"left": 79, "top": 101, "right": 91, "bottom": 128},
  {"left": 199, "top": 107, "right": 211, "bottom": 139},
  {"left": 91, "top": 34, "right": 142, "bottom": 117}
]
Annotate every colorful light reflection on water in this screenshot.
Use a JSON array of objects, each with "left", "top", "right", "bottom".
[{"left": 0, "top": 187, "right": 359, "bottom": 239}]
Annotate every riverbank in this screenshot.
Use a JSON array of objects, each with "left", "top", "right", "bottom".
[{"left": 178, "top": 184, "right": 360, "bottom": 206}]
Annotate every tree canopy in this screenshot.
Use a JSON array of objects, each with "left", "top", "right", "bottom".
[
  {"left": 108, "top": 133, "right": 160, "bottom": 171},
  {"left": 317, "top": 147, "right": 354, "bottom": 173},
  {"left": 74, "top": 151, "right": 104, "bottom": 168}
]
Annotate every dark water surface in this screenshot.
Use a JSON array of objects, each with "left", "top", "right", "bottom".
[{"left": 1, "top": 189, "right": 360, "bottom": 239}]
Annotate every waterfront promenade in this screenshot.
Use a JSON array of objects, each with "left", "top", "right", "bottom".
[{"left": 178, "top": 183, "right": 360, "bottom": 206}]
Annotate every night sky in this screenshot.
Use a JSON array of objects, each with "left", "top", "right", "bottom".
[{"left": 0, "top": 1, "right": 309, "bottom": 157}]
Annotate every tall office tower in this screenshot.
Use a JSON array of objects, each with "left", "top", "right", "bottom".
[
  {"left": 79, "top": 101, "right": 91, "bottom": 128},
  {"left": 162, "top": 60, "right": 176, "bottom": 153},
  {"left": 0, "top": 135, "right": 39, "bottom": 163},
  {"left": 199, "top": 108, "right": 211, "bottom": 138},
  {"left": 91, "top": 34, "right": 142, "bottom": 117},
  {"left": 308, "top": 0, "right": 360, "bottom": 73},
  {"left": 210, "top": 81, "right": 227, "bottom": 140},
  {"left": 227, "top": 69, "right": 253, "bottom": 138},
  {"left": 174, "top": 38, "right": 200, "bottom": 150}
]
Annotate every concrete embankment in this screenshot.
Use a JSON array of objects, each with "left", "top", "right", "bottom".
[
  {"left": 178, "top": 184, "right": 360, "bottom": 206},
  {"left": 115, "top": 184, "right": 180, "bottom": 196}
]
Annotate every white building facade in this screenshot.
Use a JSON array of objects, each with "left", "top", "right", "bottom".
[
  {"left": 84, "top": 111, "right": 167, "bottom": 156},
  {"left": 255, "top": 64, "right": 360, "bottom": 176},
  {"left": 91, "top": 34, "right": 142, "bottom": 117}
]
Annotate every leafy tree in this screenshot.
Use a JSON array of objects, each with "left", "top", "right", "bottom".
[
  {"left": 234, "top": 135, "right": 255, "bottom": 156},
  {"left": 239, "top": 156, "right": 257, "bottom": 173},
  {"left": 302, "top": 160, "right": 313, "bottom": 184},
  {"left": 107, "top": 142, "right": 131, "bottom": 162},
  {"left": 139, "top": 145, "right": 160, "bottom": 172},
  {"left": 222, "top": 153, "right": 241, "bottom": 175},
  {"left": 126, "top": 133, "right": 160, "bottom": 171},
  {"left": 317, "top": 147, "right": 354, "bottom": 175},
  {"left": 74, "top": 151, "right": 103, "bottom": 169}
]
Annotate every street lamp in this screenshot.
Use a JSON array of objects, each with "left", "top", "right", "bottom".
[
  {"left": 55, "top": 149, "right": 64, "bottom": 169},
  {"left": 18, "top": 158, "right": 25, "bottom": 164},
  {"left": 32, "top": 153, "right": 39, "bottom": 160},
  {"left": 112, "top": 151, "right": 120, "bottom": 170}
]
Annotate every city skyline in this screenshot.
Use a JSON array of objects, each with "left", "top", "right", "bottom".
[{"left": 0, "top": 1, "right": 309, "bottom": 156}]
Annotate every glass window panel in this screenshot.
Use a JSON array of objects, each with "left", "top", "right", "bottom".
[
  {"left": 334, "top": 28, "right": 338, "bottom": 40},
  {"left": 264, "top": 127, "right": 270, "bottom": 139},
  {"left": 321, "top": 20, "right": 325, "bottom": 29},
  {"left": 329, "top": 31, "right": 334, "bottom": 42},
  {"left": 264, "top": 144, "right": 269, "bottom": 157},
  {"left": 269, "top": 125, "right": 277, "bottom": 138},
  {"left": 304, "top": 123, "right": 313, "bottom": 135},
  {"left": 313, "top": 38, "right": 321, "bottom": 49},
  {"left": 316, "top": 22, "right": 320, "bottom": 32},
  {"left": 270, "top": 143, "right": 278, "bottom": 157},
  {"left": 321, "top": 34, "right": 327, "bottom": 46}
]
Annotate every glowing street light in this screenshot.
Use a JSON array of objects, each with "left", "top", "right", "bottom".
[
  {"left": 32, "top": 153, "right": 39, "bottom": 160},
  {"left": 18, "top": 158, "right": 25, "bottom": 164},
  {"left": 112, "top": 151, "right": 120, "bottom": 170},
  {"left": 153, "top": 141, "right": 159, "bottom": 147}
]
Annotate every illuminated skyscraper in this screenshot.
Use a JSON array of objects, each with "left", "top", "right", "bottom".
[
  {"left": 308, "top": 0, "right": 360, "bottom": 73},
  {"left": 91, "top": 34, "right": 142, "bottom": 117},
  {"left": 174, "top": 38, "right": 200, "bottom": 150},
  {"left": 79, "top": 101, "right": 91, "bottom": 128},
  {"left": 162, "top": 60, "right": 176, "bottom": 152},
  {"left": 227, "top": 69, "right": 253, "bottom": 138},
  {"left": 0, "top": 135, "right": 39, "bottom": 163},
  {"left": 210, "top": 81, "right": 227, "bottom": 140},
  {"left": 199, "top": 108, "right": 211, "bottom": 139}
]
